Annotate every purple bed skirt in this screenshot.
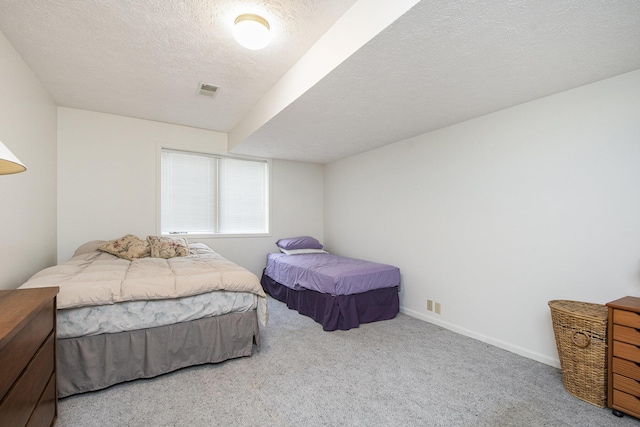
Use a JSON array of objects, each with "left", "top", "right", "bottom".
[{"left": 260, "top": 270, "right": 399, "bottom": 331}]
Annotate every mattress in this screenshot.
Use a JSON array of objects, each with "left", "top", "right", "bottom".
[
  {"left": 58, "top": 290, "right": 257, "bottom": 338},
  {"left": 264, "top": 252, "right": 401, "bottom": 295}
]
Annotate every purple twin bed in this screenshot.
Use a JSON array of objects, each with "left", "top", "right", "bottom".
[{"left": 261, "top": 245, "right": 400, "bottom": 331}]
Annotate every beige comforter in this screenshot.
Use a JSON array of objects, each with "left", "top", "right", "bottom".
[{"left": 19, "top": 242, "right": 268, "bottom": 325}]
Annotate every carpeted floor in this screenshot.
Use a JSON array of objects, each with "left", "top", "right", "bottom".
[{"left": 56, "top": 297, "right": 638, "bottom": 426}]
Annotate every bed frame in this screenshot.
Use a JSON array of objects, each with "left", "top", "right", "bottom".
[
  {"left": 261, "top": 272, "right": 399, "bottom": 331},
  {"left": 57, "top": 310, "right": 259, "bottom": 398}
]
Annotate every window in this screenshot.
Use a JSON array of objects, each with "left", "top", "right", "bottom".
[{"left": 161, "top": 149, "right": 269, "bottom": 235}]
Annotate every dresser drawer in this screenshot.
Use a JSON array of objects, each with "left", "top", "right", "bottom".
[
  {"left": 613, "top": 324, "right": 640, "bottom": 346},
  {"left": 614, "top": 341, "right": 640, "bottom": 364},
  {"left": 612, "top": 356, "right": 640, "bottom": 380},
  {"left": 0, "top": 301, "right": 54, "bottom": 398},
  {"left": 613, "top": 373, "right": 640, "bottom": 396},
  {"left": 27, "top": 373, "right": 56, "bottom": 427},
  {"left": 613, "top": 389, "right": 640, "bottom": 415},
  {"left": 0, "top": 333, "right": 55, "bottom": 427},
  {"left": 614, "top": 309, "right": 640, "bottom": 329}
]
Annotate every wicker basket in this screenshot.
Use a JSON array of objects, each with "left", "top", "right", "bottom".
[{"left": 548, "top": 300, "right": 608, "bottom": 408}]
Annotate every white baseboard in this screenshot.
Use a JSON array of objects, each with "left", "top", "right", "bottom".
[{"left": 400, "top": 306, "right": 561, "bottom": 369}]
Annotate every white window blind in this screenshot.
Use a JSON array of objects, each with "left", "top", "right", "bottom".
[{"left": 161, "top": 149, "right": 268, "bottom": 235}]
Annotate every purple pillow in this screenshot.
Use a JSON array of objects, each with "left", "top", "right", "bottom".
[{"left": 276, "top": 236, "right": 323, "bottom": 250}]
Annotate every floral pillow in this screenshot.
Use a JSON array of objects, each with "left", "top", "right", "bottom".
[
  {"left": 97, "top": 234, "right": 150, "bottom": 261},
  {"left": 147, "top": 236, "right": 189, "bottom": 259}
]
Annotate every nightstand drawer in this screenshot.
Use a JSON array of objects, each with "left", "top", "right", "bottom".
[
  {"left": 0, "top": 301, "right": 53, "bottom": 398},
  {"left": 614, "top": 309, "right": 640, "bottom": 329},
  {"left": 612, "top": 357, "right": 640, "bottom": 379},
  {"left": 613, "top": 389, "right": 640, "bottom": 414},
  {"left": 613, "top": 324, "right": 640, "bottom": 346},
  {"left": 614, "top": 373, "right": 640, "bottom": 396},
  {"left": 614, "top": 341, "right": 640, "bottom": 364}
]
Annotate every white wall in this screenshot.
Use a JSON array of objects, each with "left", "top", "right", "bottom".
[
  {"left": 0, "top": 31, "right": 57, "bottom": 290},
  {"left": 57, "top": 107, "right": 323, "bottom": 276},
  {"left": 324, "top": 69, "right": 640, "bottom": 367}
]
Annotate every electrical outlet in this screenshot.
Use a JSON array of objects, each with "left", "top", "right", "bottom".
[
  {"left": 435, "top": 302, "right": 441, "bottom": 314},
  {"left": 427, "top": 300, "right": 433, "bottom": 311}
]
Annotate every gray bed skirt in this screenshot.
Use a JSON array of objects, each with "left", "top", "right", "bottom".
[{"left": 57, "top": 310, "right": 260, "bottom": 398}]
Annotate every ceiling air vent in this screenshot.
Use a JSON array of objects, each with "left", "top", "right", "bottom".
[{"left": 197, "top": 82, "right": 219, "bottom": 97}]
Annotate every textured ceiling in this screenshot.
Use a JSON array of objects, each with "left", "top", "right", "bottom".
[
  {"left": 1, "top": 1, "right": 639, "bottom": 164},
  {"left": 0, "top": 0, "right": 357, "bottom": 132},
  {"left": 233, "top": 0, "right": 640, "bottom": 163}
]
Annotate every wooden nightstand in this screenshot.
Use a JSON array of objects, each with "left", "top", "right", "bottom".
[
  {"left": 0, "top": 287, "right": 59, "bottom": 427},
  {"left": 607, "top": 296, "right": 640, "bottom": 419}
]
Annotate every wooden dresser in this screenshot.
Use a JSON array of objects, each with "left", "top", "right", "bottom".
[
  {"left": 607, "top": 296, "right": 640, "bottom": 419},
  {"left": 0, "top": 287, "right": 59, "bottom": 427}
]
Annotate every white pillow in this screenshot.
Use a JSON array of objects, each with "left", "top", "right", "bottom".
[{"left": 279, "top": 248, "right": 328, "bottom": 255}]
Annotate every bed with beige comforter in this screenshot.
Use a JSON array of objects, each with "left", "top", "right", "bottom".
[{"left": 20, "top": 239, "right": 267, "bottom": 397}]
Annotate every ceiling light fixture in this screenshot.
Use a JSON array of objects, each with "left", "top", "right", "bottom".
[{"left": 233, "top": 13, "right": 271, "bottom": 50}]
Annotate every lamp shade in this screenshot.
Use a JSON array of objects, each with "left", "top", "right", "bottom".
[
  {"left": 233, "top": 14, "right": 271, "bottom": 50},
  {"left": 0, "top": 140, "right": 27, "bottom": 175}
]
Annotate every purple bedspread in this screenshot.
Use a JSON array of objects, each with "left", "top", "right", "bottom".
[
  {"left": 264, "top": 252, "right": 400, "bottom": 295},
  {"left": 261, "top": 272, "right": 399, "bottom": 331}
]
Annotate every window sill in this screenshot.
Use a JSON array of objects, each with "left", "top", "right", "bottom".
[{"left": 162, "top": 232, "right": 271, "bottom": 239}]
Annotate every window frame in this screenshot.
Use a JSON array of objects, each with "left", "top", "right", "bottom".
[{"left": 156, "top": 144, "right": 271, "bottom": 238}]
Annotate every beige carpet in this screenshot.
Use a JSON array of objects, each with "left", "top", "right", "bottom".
[{"left": 56, "top": 296, "right": 635, "bottom": 426}]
